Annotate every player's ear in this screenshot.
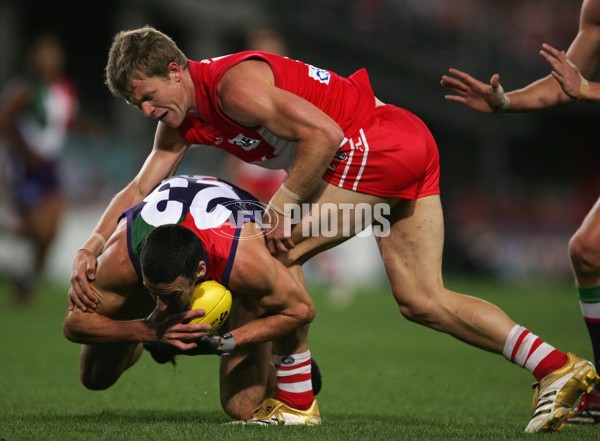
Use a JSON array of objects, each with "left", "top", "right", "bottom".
[
  {"left": 196, "top": 260, "right": 207, "bottom": 280},
  {"left": 168, "top": 62, "right": 182, "bottom": 81}
]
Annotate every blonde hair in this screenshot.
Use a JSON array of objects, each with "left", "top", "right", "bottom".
[{"left": 104, "top": 26, "right": 188, "bottom": 100}]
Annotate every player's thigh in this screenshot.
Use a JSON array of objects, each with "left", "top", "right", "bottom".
[
  {"left": 375, "top": 195, "right": 445, "bottom": 305},
  {"left": 219, "top": 295, "right": 275, "bottom": 419},
  {"left": 79, "top": 342, "right": 143, "bottom": 383},
  {"left": 285, "top": 181, "right": 389, "bottom": 265}
]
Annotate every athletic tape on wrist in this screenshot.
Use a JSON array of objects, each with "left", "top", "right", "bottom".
[
  {"left": 267, "top": 201, "right": 287, "bottom": 216},
  {"left": 92, "top": 232, "right": 107, "bottom": 249},
  {"left": 280, "top": 183, "right": 302, "bottom": 201},
  {"left": 268, "top": 185, "right": 301, "bottom": 217},
  {"left": 499, "top": 94, "right": 510, "bottom": 112},
  {"left": 579, "top": 77, "right": 590, "bottom": 100}
]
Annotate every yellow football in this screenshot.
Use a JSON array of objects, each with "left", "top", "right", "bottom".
[{"left": 188, "top": 280, "right": 232, "bottom": 334}]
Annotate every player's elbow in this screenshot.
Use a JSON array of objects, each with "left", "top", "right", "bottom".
[
  {"left": 293, "top": 294, "right": 316, "bottom": 327},
  {"left": 63, "top": 309, "right": 87, "bottom": 343},
  {"left": 321, "top": 123, "right": 345, "bottom": 152}
]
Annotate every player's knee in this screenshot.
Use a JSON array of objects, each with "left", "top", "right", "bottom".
[
  {"left": 569, "top": 231, "right": 600, "bottom": 277},
  {"left": 393, "top": 288, "right": 444, "bottom": 327},
  {"left": 221, "top": 399, "right": 255, "bottom": 421},
  {"left": 79, "top": 367, "right": 119, "bottom": 391},
  {"left": 396, "top": 297, "right": 437, "bottom": 325}
]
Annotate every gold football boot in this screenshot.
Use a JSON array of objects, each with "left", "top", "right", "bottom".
[
  {"left": 525, "top": 353, "right": 599, "bottom": 433},
  {"left": 246, "top": 398, "right": 321, "bottom": 426}
]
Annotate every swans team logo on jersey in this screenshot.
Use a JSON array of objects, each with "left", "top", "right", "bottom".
[
  {"left": 229, "top": 133, "right": 261, "bottom": 151},
  {"left": 308, "top": 65, "right": 331, "bottom": 85}
]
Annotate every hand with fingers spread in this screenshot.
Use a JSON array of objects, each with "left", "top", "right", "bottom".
[
  {"left": 441, "top": 68, "right": 510, "bottom": 113},
  {"left": 540, "top": 43, "right": 589, "bottom": 100}
]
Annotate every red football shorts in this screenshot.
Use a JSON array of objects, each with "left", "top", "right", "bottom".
[{"left": 323, "top": 105, "right": 440, "bottom": 199}]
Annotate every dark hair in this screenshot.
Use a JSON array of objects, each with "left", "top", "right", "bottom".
[{"left": 140, "top": 224, "right": 204, "bottom": 284}]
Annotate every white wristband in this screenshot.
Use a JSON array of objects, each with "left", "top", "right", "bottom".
[
  {"left": 499, "top": 94, "right": 510, "bottom": 112},
  {"left": 494, "top": 83, "right": 510, "bottom": 113},
  {"left": 280, "top": 183, "right": 302, "bottom": 201},
  {"left": 92, "top": 232, "right": 107, "bottom": 249}
]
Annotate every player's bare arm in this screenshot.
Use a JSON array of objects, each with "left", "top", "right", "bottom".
[
  {"left": 538, "top": 1, "right": 600, "bottom": 104},
  {"left": 218, "top": 60, "right": 343, "bottom": 197},
  {"left": 225, "top": 223, "right": 315, "bottom": 347},
  {"left": 217, "top": 60, "right": 344, "bottom": 253},
  {"left": 540, "top": 44, "right": 591, "bottom": 101},
  {"left": 64, "top": 226, "right": 211, "bottom": 349},
  {"left": 445, "top": 0, "right": 600, "bottom": 112},
  {"left": 70, "top": 123, "right": 190, "bottom": 310},
  {"left": 63, "top": 284, "right": 210, "bottom": 349}
]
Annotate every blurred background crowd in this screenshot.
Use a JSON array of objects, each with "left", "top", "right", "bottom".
[{"left": 0, "top": 0, "right": 598, "bottom": 299}]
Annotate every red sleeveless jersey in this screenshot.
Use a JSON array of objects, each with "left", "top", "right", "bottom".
[
  {"left": 178, "top": 51, "right": 375, "bottom": 168},
  {"left": 177, "top": 52, "right": 440, "bottom": 200}
]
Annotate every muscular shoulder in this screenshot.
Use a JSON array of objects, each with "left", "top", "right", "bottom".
[
  {"left": 96, "top": 222, "right": 138, "bottom": 291},
  {"left": 92, "top": 223, "right": 143, "bottom": 316},
  {"left": 217, "top": 60, "right": 274, "bottom": 104},
  {"left": 582, "top": 0, "right": 600, "bottom": 27},
  {"left": 217, "top": 60, "right": 278, "bottom": 127},
  {"left": 228, "top": 223, "right": 276, "bottom": 294}
]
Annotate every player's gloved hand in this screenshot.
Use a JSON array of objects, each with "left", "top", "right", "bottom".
[
  {"left": 144, "top": 333, "right": 235, "bottom": 364},
  {"left": 185, "top": 333, "right": 235, "bottom": 356}
]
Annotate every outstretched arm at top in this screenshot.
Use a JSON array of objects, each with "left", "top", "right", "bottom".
[
  {"left": 69, "top": 123, "right": 190, "bottom": 311},
  {"left": 539, "top": 43, "right": 600, "bottom": 103},
  {"left": 441, "top": 0, "right": 600, "bottom": 112}
]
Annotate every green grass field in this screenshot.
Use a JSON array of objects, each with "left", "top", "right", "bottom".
[{"left": 0, "top": 277, "right": 596, "bottom": 440}]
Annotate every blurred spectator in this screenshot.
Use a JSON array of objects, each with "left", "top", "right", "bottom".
[
  {"left": 0, "top": 33, "right": 100, "bottom": 304},
  {"left": 244, "top": 23, "right": 289, "bottom": 56}
]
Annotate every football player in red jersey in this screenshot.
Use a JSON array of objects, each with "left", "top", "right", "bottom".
[
  {"left": 69, "top": 27, "right": 597, "bottom": 430},
  {"left": 441, "top": 0, "right": 600, "bottom": 424},
  {"left": 63, "top": 175, "right": 316, "bottom": 422}
]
